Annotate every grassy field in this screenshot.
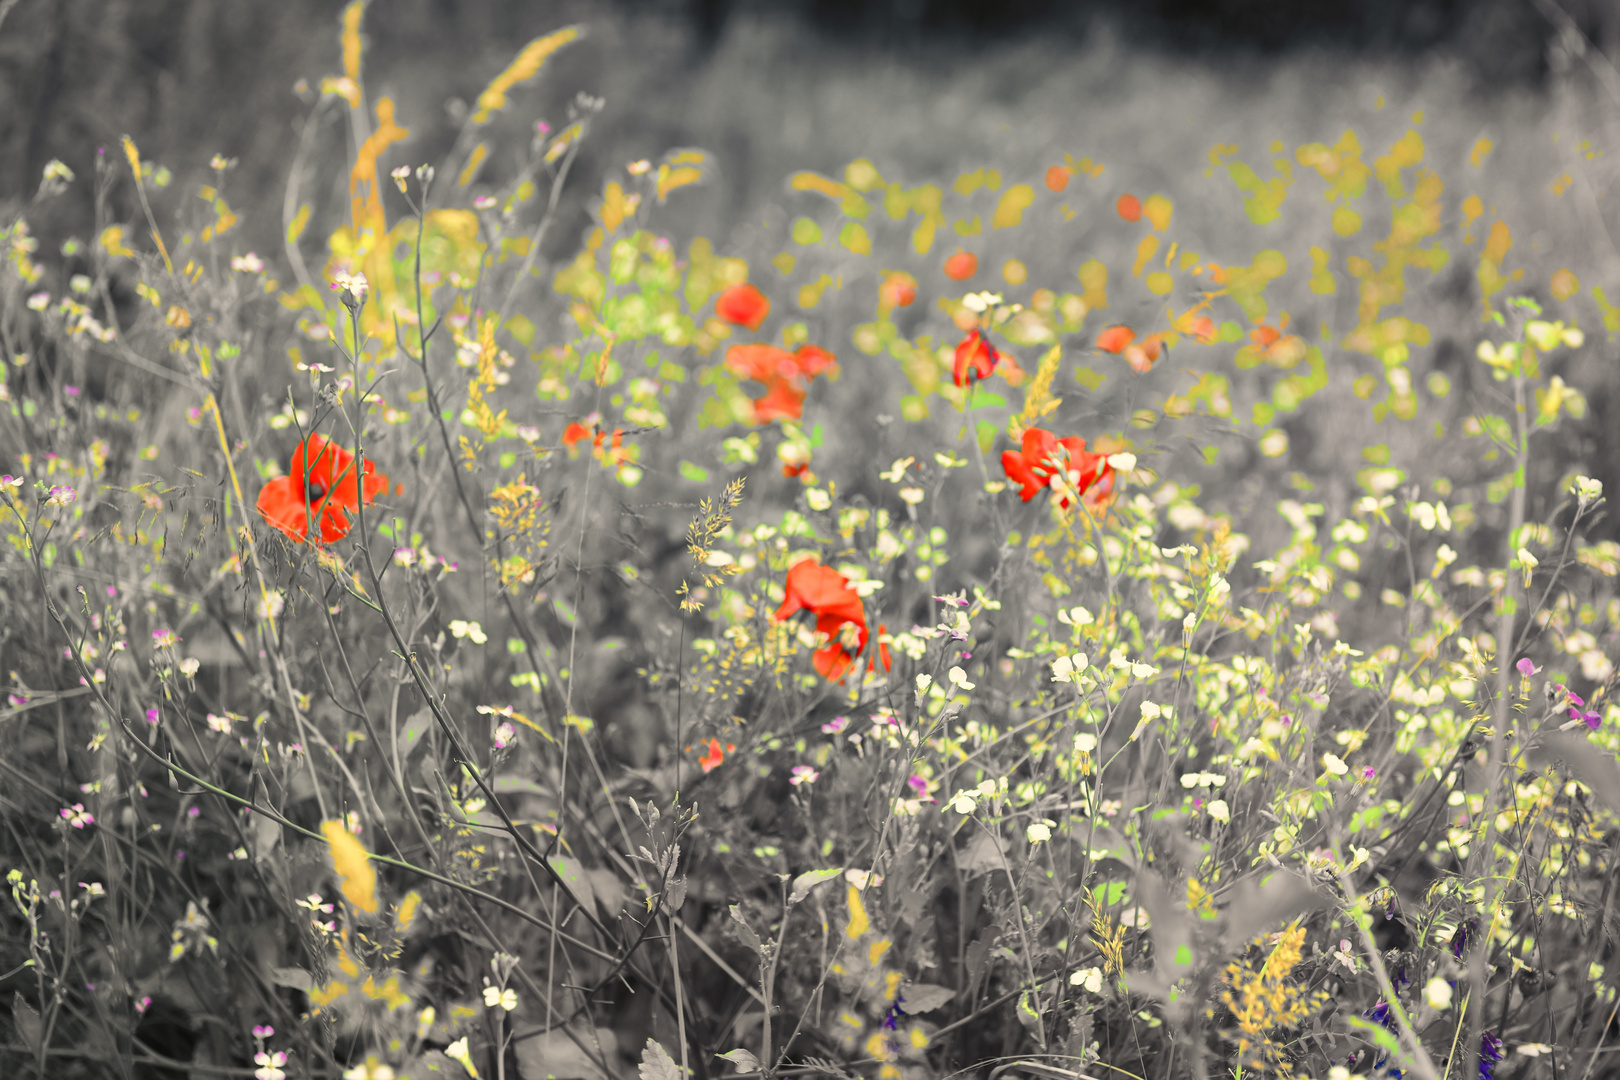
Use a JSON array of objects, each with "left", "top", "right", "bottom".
[{"left": 4, "top": 5, "right": 1620, "bottom": 1080}]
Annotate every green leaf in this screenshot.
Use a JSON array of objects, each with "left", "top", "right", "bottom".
[
  {"left": 900, "top": 983, "right": 957, "bottom": 1014},
  {"left": 12, "top": 993, "right": 41, "bottom": 1054},
  {"left": 398, "top": 708, "right": 433, "bottom": 762},
  {"left": 716, "top": 1049, "right": 760, "bottom": 1073},
  {"left": 679, "top": 461, "right": 709, "bottom": 482},
  {"left": 1220, "top": 870, "right": 1328, "bottom": 955},
  {"left": 788, "top": 867, "right": 844, "bottom": 905},
  {"left": 549, "top": 856, "right": 597, "bottom": 915},
  {"left": 728, "top": 904, "right": 764, "bottom": 955}
]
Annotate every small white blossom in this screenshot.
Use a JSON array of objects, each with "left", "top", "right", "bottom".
[
  {"left": 256, "top": 590, "right": 284, "bottom": 621},
  {"left": 449, "top": 619, "right": 488, "bottom": 644},
  {"left": 1070, "top": 966, "right": 1103, "bottom": 992},
  {"left": 1051, "top": 653, "right": 1088, "bottom": 683},
  {"left": 1424, "top": 976, "right": 1453, "bottom": 1010}
]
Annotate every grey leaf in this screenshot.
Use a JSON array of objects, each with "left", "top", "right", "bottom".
[{"left": 639, "top": 1038, "right": 682, "bottom": 1080}]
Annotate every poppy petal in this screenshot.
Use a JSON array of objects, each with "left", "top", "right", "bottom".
[
  {"left": 1097, "top": 326, "right": 1136, "bottom": 354},
  {"left": 715, "top": 283, "right": 771, "bottom": 331},
  {"left": 256, "top": 476, "right": 309, "bottom": 542}
]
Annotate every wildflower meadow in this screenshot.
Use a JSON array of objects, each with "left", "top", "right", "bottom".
[{"left": 6, "top": 6, "right": 1620, "bottom": 1080}]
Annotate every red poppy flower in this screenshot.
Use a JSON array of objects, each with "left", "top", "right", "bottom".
[
  {"left": 715, "top": 283, "right": 771, "bottom": 331},
  {"left": 1045, "top": 165, "right": 1071, "bottom": 192},
  {"left": 753, "top": 379, "right": 807, "bottom": 423},
  {"left": 879, "top": 272, "right": 917, "bottom": 311},
  {"left": 725, "top": 342, "right": 837, "bottom": 424},
  {"left": 698, "top": 738, "right": 735, "bottom": 773},
  {"left": 943, "top": 250, "right": 978, "bottom": 281},
  {"left": 562, "top": 422, "right": 591, "bottom": 452},
  {"left": 1000, "top": 427, "right": 1114, "bottom": 511},
  {"left": 774, "top": 558, "right": 872, "bottom": 682},
  {"left": 257, "top": 433, "right": 389, "bottom": 545},
  {"left": 1116, "top": 194, "right": 1142, "bottom": 222},
  {"left": 954, "top": 328, "right": 1000, "bottom": 388},
  {"left": 1096, "top": 325, "right": 1136, "bottom": 354},
  {"left": 790, "top": 343, "right": 837, "bottom": 379}
]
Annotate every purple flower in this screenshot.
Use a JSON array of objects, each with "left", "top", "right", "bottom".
[
  {"left": 1451, "top": 918, "right": 1477, "bottom": 959},
  {"left": 1586, "top": 711, "right": 1602, "bottom": 731},
  {"left": 1364, "top": 1000, "right": 1397, "bottom": 1031},
  {"left": 1516, "top": 657, "right": 1538, "bottom": 677},
  {"left": 882, "top": 995, "right": 905, "bottom": 1030},
  {"left": 1479, "top": 1031, "right": 1505, "bottom": 1080}
]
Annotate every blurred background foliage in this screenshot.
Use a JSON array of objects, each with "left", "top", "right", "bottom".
[{"left": 2, "top": 0, "right": 1617, "bottom": 265}]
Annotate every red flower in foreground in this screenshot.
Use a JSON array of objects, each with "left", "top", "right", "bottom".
[
  {"left": 953, "top": 328, "right": 1000, "bottom": 388},
  {"left": 774, "top": 558, "right": 874, "bottom": 681},
  {"left": 1001, "top": 427, "right": 1114, "bottom": 511},
  {"left": 715, "top": 283, "right": 771, "bottom": 331},
  {"left": 725, "top": 342, "right": 837, "bottom": 424},
  {"left": 257, "top": 433, "right": 389, "bottom": 545},
  {"left": 1116, "top": 194, "right": 1142, "bottom": 222}
]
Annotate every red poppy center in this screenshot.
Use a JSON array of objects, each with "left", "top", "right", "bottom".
[{"left": 306, "top": 480, "right": 328, "bottom": 502}]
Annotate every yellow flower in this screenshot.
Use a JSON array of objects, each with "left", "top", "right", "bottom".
[{"left": 321, "top": 820, "right": 378, "bottom": 914}]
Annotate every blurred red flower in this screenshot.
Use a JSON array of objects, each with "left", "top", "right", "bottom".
[
  {"left": 943, "top": 250, "right": 978, "bottom": 281},
  {"left": 1123, "top": 333, "right": 1165, "bottom": 373},
  {"left": 257, "top": 433, "right": 389, "bottom": 545},
  {"left": 1001, "top": 427, "right": 1114, "bottom": 511},
  {"left": 1116, "top": 194, "right": 1142, "bottom": 222},
  {"left": 698, "top": 737, "right": 735, "bottom": 773},
  {"left": 1096, "top": 325, "right": 1136, "bottom": 354},
  {"left": 774, "top": 558, "right": 873, "bottom": 681},
  {"left": 953, "top": 328, "right": 1000, "bottom": 388},
  {"left": 562, "top": 422, "right": 592, "bottom": 452},
  {"left": 725, "top": 342, "right": 837, "bottom": 424},
  {"left": 879, "top": 272, "right": 917, "bottom": 311},
  {"left": 715, "top": 283, "right": 771, "bottom": 331}
]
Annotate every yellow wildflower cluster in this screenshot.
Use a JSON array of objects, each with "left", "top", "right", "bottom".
[
  {"left": 1215, "top": 922, "right": 1330, "bottom": 1076},
  {"left": 487, "top": 474, "right": 551, "bottom": 588}
]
